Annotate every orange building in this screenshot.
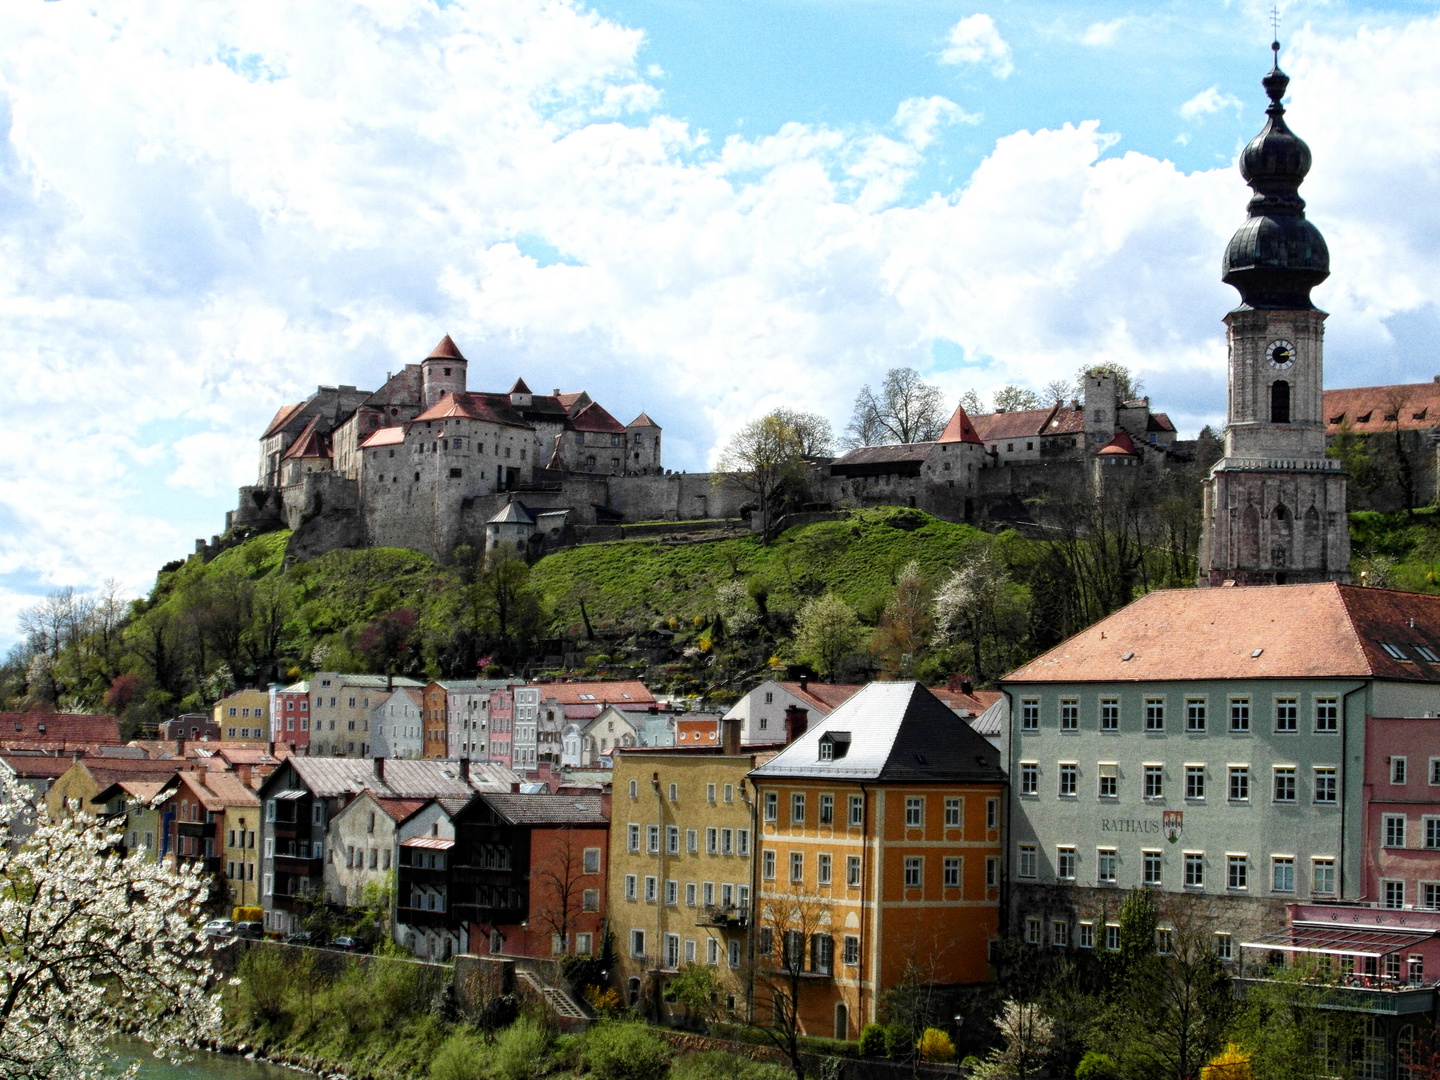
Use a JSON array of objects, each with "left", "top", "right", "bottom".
[
  {"left": 422, "top": 681, "right": 449, "bottom": 758},
  {"left": 749, "top": 683, "right": 1005, "bottom": 1040}
]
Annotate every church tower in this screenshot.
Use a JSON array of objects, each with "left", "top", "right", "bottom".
[{"left": 1198, "top": 43, "right": 1349, "bottom": 586}]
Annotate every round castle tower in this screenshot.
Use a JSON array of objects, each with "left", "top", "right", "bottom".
[{"left": 421, "top": 335, "right": 468, "bottom": 409}]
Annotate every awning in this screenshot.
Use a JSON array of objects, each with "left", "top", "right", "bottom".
[
  {"left": 271, "top": 789, "right": 309, "bottom": 800},
  {"left": 1241, "top": 921, "right": 1436, "bottom": 959},
  {"left": 402, "top": 837, "right": 454, "bottom": 850}
]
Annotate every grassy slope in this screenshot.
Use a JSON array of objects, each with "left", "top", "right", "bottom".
[{"left": 1348, "top": 507, "right": 1440, "bottom": 592}]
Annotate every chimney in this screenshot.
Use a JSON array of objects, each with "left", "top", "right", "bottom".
[
  {"left": 511, "top": 781, "right": 521, "bottom": 793},
  {"left": 721, "top": 717, "right": 741, "bottom": 756},
  {"left": 784, "top": 706, "right": 809, "bottom": 745},
  {"left": 237, "top": 763, "right": 253, "bottom": 786},
  {"left": 599, "top": 788, "right": 612, "bottom": 820},
  {"left": 459, "top": 757, "right": 470, "bottom": 782},
  {"left": 387, "top": 674, "right": 393, "bottom": 692},
  {"left": 960, "top": 676, "right": 974, "bottom": 696},
  {"left": 798, "top": 674, "right": 809, "bottom": 693},
  {"left": 373, "top": 756, "right": 385, "bottom": 783},
  {"left": 175, "top": 738, "right": 185, "bottom": 757}
]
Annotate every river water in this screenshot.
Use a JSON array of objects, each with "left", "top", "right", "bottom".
[{"left": 107, "top": 1037, "right": 305, "bottom": 1080}]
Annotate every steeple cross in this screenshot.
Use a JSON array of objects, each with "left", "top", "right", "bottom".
[{"left": 1270, "top": 7, "right": 1281, "bottom": 57}]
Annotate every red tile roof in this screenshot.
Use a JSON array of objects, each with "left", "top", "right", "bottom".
[
  {"left": 1097, "top": 431, "right": 1139, "bottom": 456},
  {"left": 570, "top": 401, "right": 627, "bottom": 434},
  {"left": 927, "top": 686, "right": 1003, "bottom": 715},
  {"left": 263, "top": 402, "right": 306, "bottom": 439},
  {"left": 427, "top": 335, "right": 466, "bottom": 361},
  {"left": 413, "top": 392, "right": 531, "bottom": 428},
  {"left": 535, "top": 680, "right": 656, "bottom": 706},
  {"left": 1324, "top": 382, "right": 1440, "bottom": 433},
  {"left": 360, "top": 425, "right": 405, "bottom": 448},
  {"left": 375, "top": 796, "right": 429, "bottom": 822},
  {"left": 510, "top": 378, "right": 532, "bottom": 395},
  {"left": 1148, "top": 412, "right": 1176, "bottom": 433},
  {"left": 628, "top": 412, "right": 661, "bottom": 428},
  {"left": 556, "top": 392, "right": 591, "bottom": 414},
  {"left": 970, "top": 406, "right": 1059, "bottom": 442},
  {"left": 1003, "top": 583, "right": 1440, "bottom": 685},
  {"left": 282, "top": 417, "right": 330, "bottom": 460},
  {"left": 0, "top": 713, "right": 120, "bottom": 746},
  {"left": 774, "top": 681, "right": 863, "bottom": 713},
  {"left": 937, "top": 404, "right": 984, "bottom": 445}
]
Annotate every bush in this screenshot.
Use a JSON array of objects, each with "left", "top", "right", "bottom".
[
  {"left": 431, "top": 1030, "right": 490, "bottom": 1080},
  {"left": 580, "top": 1021, "right": 673, "bottom": 1080},
  {"left": 672, "top": 1051, "right": 789, "bottom": 1080},
  {"left": 1075, "top": 1051, "right": 1119, "bottom": 1080},
  {"left": 857, "top": 1025, "right": 885, "bottom": 1058},
  {"left": 883, "top": 1022, "right": 913, "bottom": 1061},
  {"left": 491, "top": 1017, "right": 553, "bottom": 1080},
  {"left": 916, "top": 1029, "right": 955, "bottom": 1064}
]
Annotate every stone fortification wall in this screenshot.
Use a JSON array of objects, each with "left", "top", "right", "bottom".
[
  {"left": 285, "top": 473, "right": 364, "bottom": 562},
  {"left": 604, "top": 472, "right": 748, "bottom": 521}
]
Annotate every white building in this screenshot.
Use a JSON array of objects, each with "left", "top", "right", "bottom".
[
  {"left": 371, "top": 687, "right": 425, "bottom": 759},
  {"left": 721, "top": 678, "right": 862, "bottom": 745}
]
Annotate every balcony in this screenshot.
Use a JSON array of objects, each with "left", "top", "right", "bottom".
[
  {"left": 396, "top": 904, "right": 456, "bottom": 929},
  {"left": 274, "top": 854, "right": 323, "bottom": 874},
  {"left": 697, "top": 904, "right": 748, "bottom": 929},
  {"left": 177, "top": 821, "right": 212, "bottom": 838},
  {"left": 1233, "top": 976, "right": 1437, "bottom": 1015}
]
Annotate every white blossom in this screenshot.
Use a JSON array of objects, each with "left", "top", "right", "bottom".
[{"left": 0, "top": 773, "right": 223, "bottom": 1080}]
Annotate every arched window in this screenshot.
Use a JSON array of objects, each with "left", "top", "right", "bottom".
[{"left": 1271, "top": 380, "right": 1291, "bottom": 423}]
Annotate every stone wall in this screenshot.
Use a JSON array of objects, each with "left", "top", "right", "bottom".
[{"left": 285, "top": 473, "right": 365, "bottom": 563}]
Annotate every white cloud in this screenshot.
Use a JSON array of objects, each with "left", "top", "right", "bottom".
[
  {"left": 1080, "top": 18, "right": 1127, "bottom": 46},
  {"left": 1180, "top": 86, "right": 1243, "bottom": 121},
  {"left": 3, "top": 2, "right": 1440, "bottom": 643},
  {"left": 940, "top": 14, "right": 1015, "bottom": 78}
]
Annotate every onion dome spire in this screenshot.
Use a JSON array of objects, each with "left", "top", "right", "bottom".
[{"left": 1221, "top": 40, "right": 1330, "bottom": 310}]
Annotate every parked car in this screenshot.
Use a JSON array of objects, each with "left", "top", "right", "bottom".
[
  {"left": 285, "top": 931, "right": 319, "bottom": 947},
  {"left": 202, "top": 919, "right": 234, "bottom": 938},
  {"left": 233, "top": 921, "right": 264, "bottom": 940},
  {"left": 329, "top": 936, "right": 367, "bottom": 953}
]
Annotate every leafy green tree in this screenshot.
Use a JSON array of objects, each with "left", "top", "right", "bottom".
[
  {"left": 717, "top": 409, "right": 832, "bottom": 540},
  {"left": 792, "top": 592, "right": 864, "bottom": 680},
  {"left": 993, "top": 385, "right": 1041, "bottom": 413},
  {"left": 1224, "top": 959, "right": 1363, "bottom": 1080}
]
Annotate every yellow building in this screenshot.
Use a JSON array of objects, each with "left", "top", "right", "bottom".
[
  {"left": 48, "top": 759, "right": 188, "bottom": 821},
  {"left": 749, "top": 683, "right": 1006, "bottom": 1041},
  {"left": 211, "top": 774, "right": 262, "bottom": 908},
  {"left": 607, "top": 727, "right": 775, "bottom": 1020},
  {"left": 214, "top": 689, "right": 273, "bottom": 744},
  {"left": 91, "top": 778, "right": 168, "bottom": 860}
]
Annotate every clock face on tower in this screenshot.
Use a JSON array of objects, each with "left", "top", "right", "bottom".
[{"left": 1267, "top": 339, "right": 1296, "bottom": 370}]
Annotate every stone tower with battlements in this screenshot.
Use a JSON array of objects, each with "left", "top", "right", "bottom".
[{"left": 1199, "top": 44, "right": 1349, "bottom": 586}]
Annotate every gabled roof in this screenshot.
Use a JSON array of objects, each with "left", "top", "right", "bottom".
[
  {"left": 264, "top": 757, "right": 521, "bottom": 800},
  {"left": 0, "top": 755, "right": 76, "bottom": 780},
  {"left": 969, "top": 406, "right": 1058, "bottom": 442},
  {"left": 927, "top": 686, "right": 1003, "bottom": 717},
  {"left": 569, "top": 401, "right": 627, "bottom": 434},
  {"left": 412, "top": 392, "right": 532, "bottom": 429},
  {"left": 1003, "top": 583, "right": 1440, "bottom": 685},
  {"left": 360, "top": 426, "right": 406, "bottom": 449},
  {"left": 475, "top": 792, "right": 608, "bottom": 826},
  {"left": 556, "top": 392, "right": 591, "bottom": 415},
  {"left": 263, "top": 402, "right": 307, "bottom": 439},
  {"left": 282, "top": 417, "right": 330, "bottom": 460},
  {"left": 774, "top": 681, "right": 863, "bottom": 713},
  {"left": 427, "top": 335, "right": 466, "bottom": 361},
  {"left": 628, "top": 412, "right": 661, "bottom": 429},
  {"left": 830, "top": 444, "right": 932, "bottom": 467},
  {"left": 196, "top": 771, "right": 261, "bottom": 808},
  {"left": 534, "top": 680, "right": 656, "bottom": 706},
  {"left": 936, "top": 404, "right": 984, "bottom": 445},
  {"left": 1324, "top": 382, "right": 1440, "bottom": 433},
  {"left": 750, "top": 682, "right": 1003, "bottom": 782},
  {"left": 0, "top": 713, "right": 120, "bottom": 746},
  {"left": 1148, "top": 412, "right": 1176, "bottom": 433}
]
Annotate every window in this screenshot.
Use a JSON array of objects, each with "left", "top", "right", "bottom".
[
  {"left": 647, "top": 825, "right": 660, "bottom": 853},
  {"left": 1052, "top": 921, "right": 1069, "bottom": 948},
  {"left": 843, "top": 935, "right": 860, "bottom": 966},
  {"left": 1229, "top": 698, "right": 1251, "bottom": 733},
  {"left": 644, "top": 876, "right": 657, "bottom": 902},
  {"left": 1018, "top": 845, "right": 1037, "bottom": 878},
  {"left": 1078, "top": 923, "right": 1094, "bottom": 949},
  {"left": 1185, "top": 766, "right": 1206, "bottom": 800},
  {"left": 668, "top": 782, "right": 678, "bottom": 802},
  {"left": 987, "top": 798, "right": 999, "bottom": 829},
  {"left": 631, "top": 929, "right": 646, "bottom": 957},
  {"left": 1431, "top": 758, "right": 1440, "bottom": 785},
  {"left": 706, "top": 827, "right": 718, "bottom": 854},
  {"left": 847, "top": 794, "right": 865, "bottom": 827},
  {"left": 1313, "top": 858, "right": 1336, "bottom": 895},
  {"left": 1229, "top": 766, "right": 1250, "bottom": 802},
  {"left": 1381, "top": 642, "right": 1409, "bottom": 660},
  {"left": 1272, "top": 857, "right": 1295, "bottom": 892},
  {"left": 1021, "top": 698, "right": 1040, "bottom": 731},
  {"left": 1056, "top": 848, "right": 1076, "bottom": 880},
  {"left": 764, "top": 792, "right": 777, "bottom": 822},
  {"left": 665, "top": 880, "right": 678, "bottom": 906},
  {"left": 818, "top": 853, "right": 832, "bottom": 885},
  {"left": 1314, "top": 697, "right": 1338, "bottom": 733},
  {"left": 904, "top": 857, "right": 923, "bottom": 888},
  {"left": 1020, "top": 763, "right": 1038, "bottom": 795},
  {"left": 1227, "top": 855, "right": 1249, "bottom": 890},
  {"left": 629, "top": 779, "right": 639, "bottom": 799},
  {"left": 847, "top": 855, "right": 861, "bottom": 886},
  {"left": 1143, "top": 850, "right": 1162, "bottom": 886},
  {"left": 667, "top": 825, "right": 680, "bottom": 854},
  {"left": 1105, "top": 924, "right": 1120, "bottom": 951},
  {"left": 1157, "top": 928, "right": 1174, "bottom": 955},
  {"left": 721, "top": 828, "right": 733, "bottom": 855},
  {"left": 945, "top": 798, "right": 963, "bottom": 827},
  {"left": 1384, "top": 880, "right": 1405, "bottom": 909},
  {"left": 820, "top": 794, "right": 834, "bottom": 824},
  {"left": 1144, "top": 765, "right": 1163, "bottom": 800},
  {"left": 1314, "top": 767, "right": 1337, "bottom": 804},
  {"left": 1214, "top": 934, "right": 1233, "bottom": 961},
  {"left": 944, "top": 857, "right": 962, "bottom": 887},
  {"left": 1025, "top": 918, "right": 1042, "bottom": 945},
  {"left": 1275, "top": 698, "right": 1298, "bottom": 732},
  {"left": 737, "top": 829, "right": 750, "bottom": 856},
  {"left": 1144, "top": 698, "right": 1164, "bottom": 732},
  {"left": 687, "top": 829, "right": 698, "bottom": 853},
  {"left": 905, "top": 797, "right": 924, "bottom": 826},
  {"left": 625, "top": 874, "right": 637, "bottom": 901},
  {"left": 1059, "top": 764, "right": 1078, "bottom": 797},
  {"left": 1062, "top": 698, "right": 1082, "bottom": 731},
  {"left": 986, "top": 856, "right": 1000, "bottom": 888},
  {"left": 707, "top": 783, "right": 716, "bottom": 803},
  {"left": 790, "top": 852, "right": 804, "bottom": 883},
  {"left": 791, "top": 793, "right": 805, "bottom": 824},
  {"left": 685, "top": 882, "right": 696, "bottom": 907},
  {"left": 763, "top": 851, "right": 776, "bottom": 879},
  {"left": 1427, "top": 818, "right": 1440, "bottom": 850},
  {"left": 1097, "top": 848, "right": 1117, "bottom": 884},
  {"left": 1098, "top": 763, "right": 1118, "bottom": 798},
  {"left": 1184, "top": 852, "right": 1204, "bottom": 888},
  {"left": 703, "top": 882, "right": 715, "bottom": 906},
  {"left": 1186, "top": 698, "right": 1207, "bottom": 733},
  {"left": 729, "top": 939, "right": 741, "bottom": 969},
  {"left": 1393, "top": 756, "right": 1409, "bottom": 785},
  {"left": 764, "top": 691, "right": 773, "bottom": 704},
  {"left": 1424, "top": 883, "right": 1440, "bottom": 911},
  {"left": 1097, "top": 698, "right": 1119, "bottom": 732},
  {"left": 1385, "top": 814, "right": 1407, "bottom": 848},
  {"left": 1273, "top": 767, "right": 1296, "bottom": 802},
  {"left": 1420, "top": 645, "right": 1440, "bottom": 662}
]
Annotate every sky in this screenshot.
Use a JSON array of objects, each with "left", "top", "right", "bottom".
[{"left": 3, "top": 0, "right": 1440, "bottom": 646}]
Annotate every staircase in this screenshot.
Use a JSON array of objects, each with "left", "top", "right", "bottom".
[{"left": 516, "top": 969, "right": 590, "bottom": 1026}]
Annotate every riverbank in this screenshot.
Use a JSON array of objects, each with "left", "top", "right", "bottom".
[{"left": 108, "top": 1036, "right": 311, "bottom": 1080}]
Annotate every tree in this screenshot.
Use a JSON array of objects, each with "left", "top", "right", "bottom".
[
  {"left": 0, "top": 773, "right": 222, "bottom": 1080},
  {"left": 932, "top": 548, "right": 1030, "bottom": 685},
  {"left": 529, "top": 827, "right": 590, "bottom": 956},
  {"left": 747, "top": 893, "right": 834, "bottom": 1080},
  {"left": 870, "top": 560, "right": 932, "bottom": 678},
  {"left": 792, "top": 593, "right": 864, "bottom": 681},
  {"left": 993, "top": 386, "right": 1041, "bottom": 413},
  {"left": 843, "top": 368, "right": 948, "bottom": 448},
  {"left": 958, "top": 389, "right": 986, "bottom": 416},
  {"left": 1043, "top": 379, "right": 1075, "bottom": 407},
  {"left": 717, "top": 410, "right": 831, "bottom": 540},
  {"left": 969, "top": 1000, "right": 1056, "bottom": 1080},
  {"left": 1075, "top": 363, "right": 1143, "bottom": 402},
  {"left": 1224, "top": 958, "right": 1363, "bottom": 1080}
]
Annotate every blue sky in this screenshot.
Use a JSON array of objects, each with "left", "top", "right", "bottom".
[{"left": 2, "top": 0, "right": 1440, "bottom": 646}]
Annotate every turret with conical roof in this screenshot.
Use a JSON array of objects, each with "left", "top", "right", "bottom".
[{"left": 421, "top": 334, "right": 468, "bottom": 409}]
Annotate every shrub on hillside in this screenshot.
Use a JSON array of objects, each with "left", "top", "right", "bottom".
[
  {"left": 580, "top": 1021, "right": 673, "bottom": 1080},
  {"left": 491, "top": 1017, "right": 552, "bottom": 1080},
  {"left": 671, "top": 1050, "right": 789, "bottom": 1080},
  {"left": 1074, "top": 1050, "right": 1118, "bottom": 1080},
  {"left": 430, "top": 1029, "right": 491, "bottom": 1080},
  {"left": 857, "top": 1025, "right": 885, "bottom": 1058}
]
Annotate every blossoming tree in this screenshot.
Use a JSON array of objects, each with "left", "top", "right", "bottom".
[{"left": 0, "top": 774, "right": 222, "bottom": 1079}]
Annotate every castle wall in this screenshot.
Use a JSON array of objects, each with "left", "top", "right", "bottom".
[
  {"left": 285, "top": 473, "right": 364, "bottom": 562},
  {"left": 603, "top": 473, "right": 747, "bottom": 522}
]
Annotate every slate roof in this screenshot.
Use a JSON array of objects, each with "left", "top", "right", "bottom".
[
  {"left": 750, "top": 682, "right": 1004, "bottom": 782},
  {"left": 478, "top": 792, "right": 608, "bottom": 826},
  {"left": 271, "top": 757, "right": 521, "bottom": 800},
  {"left": 489, "top": 501, "right": 535, "bottom": 525},
  {"left": 0, "top": 713, "right": 120, "bottom": 746},
  {"left": 1003, "top": 583, "right": 1440, "bottom": 685},
  {"left": 1324, "top": 382, "right": 1440, "bottom": 433}
]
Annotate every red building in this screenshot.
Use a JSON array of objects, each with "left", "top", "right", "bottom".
[
  {"left": 274, "top": 682, "right": 312, "bottom": 752},
  {"left": 1364, "top": 710, "right": 1440, "bottom": 912},
  {"left": 489, "top": 688, "right": 513, "bottom": 768}
]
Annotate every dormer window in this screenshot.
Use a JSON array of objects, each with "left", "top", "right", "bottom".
[
  {"left": 1381, "top": 642, "right": 1411, "bottom": 661},
  {"left": 1416, "top": 645, "right": 1439, "bottom": 662},
  {"left": 818, "top": 731, "right": 851, "bottom": 762}
]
